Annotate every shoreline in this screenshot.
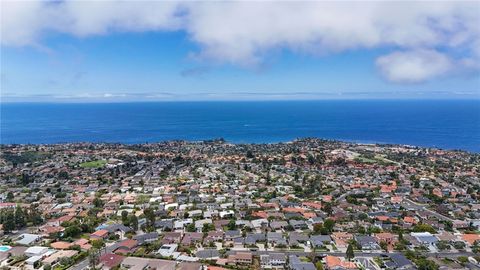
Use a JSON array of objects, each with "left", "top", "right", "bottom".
[{"left": 1, "top": 137, "right": 477, "bottom": 154}]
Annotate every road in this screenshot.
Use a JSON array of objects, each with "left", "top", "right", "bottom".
[
  {"left": 70, "top": 243, "right": 477, "bottom": 270},
  {"left": 250, "top": 250, "right": 475, "bottom": 258}
]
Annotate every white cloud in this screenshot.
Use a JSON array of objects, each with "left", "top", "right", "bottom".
[
  {"left": 0, "top": 1, "right": 182, "bottom": 46},
  {"left": 1, "top": 1, "right": 479, "bottom": 82},
  {"left": 376, "top": 49, "right": 454, "bottom": 83}
]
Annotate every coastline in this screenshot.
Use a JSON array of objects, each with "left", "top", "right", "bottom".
[{"left": 1, "top": 137, "right": 477, "bottom": 154}]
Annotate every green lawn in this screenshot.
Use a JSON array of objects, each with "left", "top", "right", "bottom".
[
  {"left": 355, "top": 154, "right": 397, "bottom": 165},
  {"left": 79, "top": 160, "right": 107, "bottom": 168}
]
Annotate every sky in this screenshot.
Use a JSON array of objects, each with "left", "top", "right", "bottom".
[{"left": 1, "top": 1, "right": 480, "bottom": 102}]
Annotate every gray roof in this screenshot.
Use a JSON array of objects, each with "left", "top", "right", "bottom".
[
  {"left": 389, "top": 254, "right": 414, "bottom": 268},
  {"left": 355, "top": 235, "right": 378, "bottom": 245},
  {"left": 310, "top": 235, "right": 332, "bottom": 246},
  {"left": 415, "top": 235, "right": 438, "bottom": 244},
  {"left": 155, "top": 219, "right": 174, "bottom": 229},
  {"left": 133, "top": 232, "right": 159, "bottom": 243},
  {"left": 105, "top": 224, "right": 133, "bottom": 233},
  {"left": 289, "top": 232, "right": 309, "bottom": 245},
  {"left": 267, "top": 232, "right": 284, "bottom": 241},
  {"left": 245, "top": 233, "right": 265, "bottom": 244},
  {"left": 289, "top": 255, "right": 316, "bottom": 270},
  {"left": 225, "top": 230, "right": 241, "bottom": 238},
  {"left": 16, "top": 234, "right": 41, "bottom": 245},
  {"left": 289, "top": 219, "right": 307, "bottom": 226}
]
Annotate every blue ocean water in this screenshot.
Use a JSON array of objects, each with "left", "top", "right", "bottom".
[{"left": 1, "top": 100, "right": 479, "bottom": 152}]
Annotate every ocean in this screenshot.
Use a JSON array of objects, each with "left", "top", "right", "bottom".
[{"left": 1, "top": 100, "right": 479, "bottom": 152}]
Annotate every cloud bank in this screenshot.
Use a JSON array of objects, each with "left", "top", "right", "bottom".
[{"left": 1, "top": 1, "right": 479, "bottom": 83}]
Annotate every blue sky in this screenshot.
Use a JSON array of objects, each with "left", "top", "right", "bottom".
[{"left": 1, "top": 1, "right": 479, "bottom": 102}]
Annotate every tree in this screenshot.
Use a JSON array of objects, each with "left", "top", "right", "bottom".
[
  {"left": 313, "top": 223, "right": 323, "bottom": 235},
  {"left": 416, "top": 258, "right": 439, "bottom": 270},
  {"left": 93, "top": 197, "right": 104, "bottom": 208},
  {"left": 394, "top": 241, "right": 406, "bottom": 251},
  {"left": 457, "top": 256, "right": 468, "bottom": 265},
  {"left": 121, "top": 211, "right": 129, "bottom": 226},
  {"left": 6, "top": 192, "right": 14, "bottom": 202},
  {"left": 58, "top": 171, "right": 69, "bottom": 179},
  {"left": 412, "top": 224, "right": 436, "bottom": 234},
  {"left": 129, "top": 214, "right": 138, "bottom": 231},
  {"left": 453, "top": 241, "right": 466, "bottom": 250},
  {"left": 3, "top": 210, "right": 15, "bottom": 233},
  {"left": 64, "top": 225, "right": 82, "bottom": 238},
  {"left": 380, "top": 241, "right": 388, "bottom": 252},
  {"left": 29, "top": 206, "right": 43, "bottom": 225},
  {"left": 186, "top": 223, "right": 196, "bottom": 232},
  {"left": 322, "top": 203, "right": 333, "bottom": 215},
  {"left": 143, "top": 208, "right": 156, "bottom": 230},
  {"left": 435, "top": 240, "right": 450, "bottom": 251},
  {"left": 15, "top": 206, "right": 26, "bottom": 229},
  {"left": 323, "top": 219, "right": 335, "bottom": 233},
  {"left": 227, "top": 219, "right": 236, "bottom": 230},
  {"left": 88, "top": 249, "right": 101, "bottom": 269},
  {"left": 202, "top": 223, "right": 214, "bottom": 233},
  {"left": 346, "top": 243, "right": 355, "bottom": 261},
  {"left": 315, "top": 261, "right": 324, "bottom": 270},
  {"left": 91, "top": 239, "right": 105, "bottom": 249}
]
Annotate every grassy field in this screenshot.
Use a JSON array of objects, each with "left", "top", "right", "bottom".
[
  {"left": 79, "top": 160, "right": 107, "bottom": 168},
  {"left": 355, "top": 154, "right": 398, "bottom": 165}
]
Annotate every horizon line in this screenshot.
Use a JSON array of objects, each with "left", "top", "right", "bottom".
[{"left": 2, "top": 97, "right": 480, "bottom": 104}]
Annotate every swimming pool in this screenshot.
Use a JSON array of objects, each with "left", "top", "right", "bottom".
[{"left": 0, "top": 246, "right": 11, "bottom": 252}]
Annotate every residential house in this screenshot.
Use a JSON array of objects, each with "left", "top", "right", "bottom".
[
  {"left": 98, "top": 253, "right": 125, "bottom": 270},
  {"left": 289, "top": 255, "right": 315, "bottom": 270},
  {"left": 260, "top": 253, "right": 286, "bottom": 269},
  {"left": 355, "top": 235, "right": 379, "bottom": 250}
]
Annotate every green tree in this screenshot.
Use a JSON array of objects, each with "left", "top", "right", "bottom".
[
  {"left": 313, "top": 223, "right": 323, "bottom": 235},
  {"left": 457, "top": 256, "right": 468, "bottom": 265},
  {"left": 323, "top": 219, "right": 335, "bottom": 233},
  {"left": 64, "top": 225, "right": 82, "bottom": 238},
  {"left": 88, "top": 249, "right": 100, "bottom": 269},
  {"left": 93, "top": 197, "right": 104, "bottom": 208},
  {"left": 227, "top": 219, "right": 236, "bottom": 230},
  {"left": 15, "top": 205, "right": 26, "bottom": 229},
  {"left": 412, "top": 224, "right": 436, "bottom": 234},
  {"left": 3, "top": 210, "right": 15, "bottom": 233},
  {"left": 29, "top": 206, "right": 43, "bottom": 225},
  {"left": 129, "top": 214, "right": 138, "bottom": 231},
  {"left": 322, "top": 202, "right": 333, "bottom": 215},
  {"left": 58, "top": 171, "right": 69, "bottom": 179},
  {"left": 394, "top": 241, "right": 406, "bottom": 251},
  {"left": 143, "top": 208, "right": 156, "bottom": 231},
  {"left": 453, "top": 241, "right": 466, "bottom": 250},
  {"left": 91, "top": 239, "right": 105, "bottom": 249},
  {"left": 346, "top": 243, "right": 355, "bottom": 261},
  {"left": 186, "top": 223, "right": 196, "bottom": 232},
  {"left": 315, "top": 261, "right": 324, "bottom": 270},
  {"left": 416, "top": 258, "right": 439, "bottom": 270},
  {"left": 6, "top": 192, "right": 14, "bottom": 202},
  {"left": 435, "top": 240, "right": 450, "bottom": 251},
  {"left": 121, "top": 211, "right": 129, "bottom": 226},
  {"left": 202, "top": 223, "right": 214, "bottom": 233},
  {"left": 380, "top": 241, "right": 388, "bottom": 252}
]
